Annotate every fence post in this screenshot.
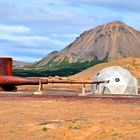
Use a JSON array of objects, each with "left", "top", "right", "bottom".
[
  {"left": 79, "top": 84, "right": 86, "bottom": 96},
  {"left": 34, "top": 78, "right": 44, "bottom": 95},
  {"left": 38, "top": 78, "right": 43, "bottom": 91}
]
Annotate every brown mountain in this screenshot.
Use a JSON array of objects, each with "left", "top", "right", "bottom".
[
  {"left": 33, "top": 21, "right": 140, "bottom": 67},
  {"left": 62, "top": 21, "right": 140, "bottom": 60}
]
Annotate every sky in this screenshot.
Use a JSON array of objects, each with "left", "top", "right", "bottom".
[{"left": 0, "top": 0, "right": 140, "bottom": 62}]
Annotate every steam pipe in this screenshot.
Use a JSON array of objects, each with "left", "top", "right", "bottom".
[{"left": 0, "top": 76, "right": 48, "bottom": 91}]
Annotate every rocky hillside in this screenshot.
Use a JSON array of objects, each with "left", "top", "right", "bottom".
[{"left": 33, "top": 21, "right": 140, "bottom": 67}]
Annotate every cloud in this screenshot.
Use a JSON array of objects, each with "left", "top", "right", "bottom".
[
  {"left": 68, "top": 0, "right": 140, "bottom": 12},
  {"left": 0, "top": 24, "right": 68, "bottom": 47},
  {"left": 12, "top": 55, "right": 40, "bottom": 62},
  {"left": 0, "top": 24, "right": 30, "bottom": 34},
  {"left": 0, "top": 34, "right": 67, "bottom": 47},
  {"left": 0, "top": 1, "right": 78, "bottom": 23},
  {"left": 0, "top": 44, "right": 54, "bottom": 62},
  {"left": 0, "top": 23, "right": 70, "bottom": 61},
  {"left": 51, "top": 33, "right": 78, "bottom": 39}
]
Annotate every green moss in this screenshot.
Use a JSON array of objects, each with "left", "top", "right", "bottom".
[{"left": 42, "top": 127, "right": 49, "bottom": 132}]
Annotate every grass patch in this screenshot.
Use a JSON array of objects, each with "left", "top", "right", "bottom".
[
  {"left": 42, "top": 127, "right": 49, "bottom": 132},
  {"left": 100, "top": 129, "right": 125, "bottom": 139},
  {"left": 111, "top": 131, "right": 124, "bottom": 138},
  {"left": 68, "top": 124, "right": 84, "bottom": 130}
]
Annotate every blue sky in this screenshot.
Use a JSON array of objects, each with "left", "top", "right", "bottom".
[{"left": 0, "top": 0, "right": 140, "bottom": 62}]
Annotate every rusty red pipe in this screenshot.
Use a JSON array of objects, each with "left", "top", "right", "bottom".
[
  {"left": 0, "top": 75, "right": 48, "bottom": 91},
  {"left": 0, "top": 76, "right": 48, "bottom": 85}
]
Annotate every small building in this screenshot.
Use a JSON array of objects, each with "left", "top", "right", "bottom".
[{"left": 91, "top": 66, "right": 138, "bottom": 95}]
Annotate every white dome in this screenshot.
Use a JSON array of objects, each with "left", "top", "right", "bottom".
[{"left": 91, "top": 66, "right": 138, "bottom": 95}]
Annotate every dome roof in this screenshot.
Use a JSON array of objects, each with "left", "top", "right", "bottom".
[{"left": 92, "top": 66, "right": 137, "bottom": 95}]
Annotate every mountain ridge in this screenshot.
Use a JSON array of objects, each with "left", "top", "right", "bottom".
[
  {"left": 33, "top": 21, "right": 140, "bottom": 68},
  {"left": 14, "top": 21, "right": 140, "bottom": 77}
]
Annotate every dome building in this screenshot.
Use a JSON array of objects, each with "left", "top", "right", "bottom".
[{"left": 91, "top": 66, "right": 138, "bottom": 95}]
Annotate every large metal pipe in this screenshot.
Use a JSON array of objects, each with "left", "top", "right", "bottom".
[
  {"left": 46, "top": 79, "right": 109, "bottom": 84},
  {"left": 0, "top": 76, "right": 48, "bottom": 91},
  {"left": 0, "top": 76, "right": 48, "bottom": 85}
]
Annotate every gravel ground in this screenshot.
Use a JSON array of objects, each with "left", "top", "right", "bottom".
[{"left": 0, "top": 92, "right": 140, "bottom": 140}]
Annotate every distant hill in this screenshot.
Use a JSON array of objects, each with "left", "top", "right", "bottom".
[
  {"left": 13, "top": 60, "right": 31, "bottom": 68},
  {"left": 14, "top": 21, "right": 140, "bottom": 77}
]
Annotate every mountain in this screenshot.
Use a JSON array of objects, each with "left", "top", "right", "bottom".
[
  {"left": 13, "top": 60, "right": 31, "bottom": 68},
  {"left": 33, "top": 21, "right": 140, "bottom": 68},
  {"left": 15, "top": 21, "right": 140, "bottom": 77}
]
